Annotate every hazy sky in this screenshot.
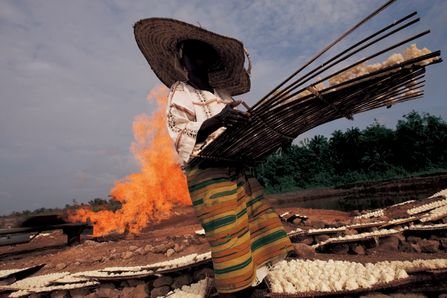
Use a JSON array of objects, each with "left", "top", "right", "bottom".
[{"left": 1, "top": 0, "right": 446, "bottom": 214}]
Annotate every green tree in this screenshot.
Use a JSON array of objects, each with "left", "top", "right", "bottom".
[
  {"left": 394, "top": 111, "right": 447, "bottom": 171},
  {"left": 256, "top": 111, "right": 447, "bottom": 192},
  {"left": 329, "top": 128, "right": 363, "bottom": 172},
  {"left": 361, "top": 121, "right": 395, "bottom": 171}
]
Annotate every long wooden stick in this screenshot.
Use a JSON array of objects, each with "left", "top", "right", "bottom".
[
  {"left": 256, "top": 12, "right": 419, "bottom": 111},
  {"left": 250, "top": 0, "right": 398, "bottom": 111}
]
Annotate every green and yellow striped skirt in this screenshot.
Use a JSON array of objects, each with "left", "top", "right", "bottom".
[{"left": 186, "top": 166, "right": 295, "bottom": 293}]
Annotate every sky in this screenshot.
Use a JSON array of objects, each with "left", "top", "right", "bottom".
[{"left": 0, "top": 0, "right": 446, "bottom": 215}]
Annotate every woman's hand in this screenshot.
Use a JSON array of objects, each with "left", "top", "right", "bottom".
[
  {"left": 215, "top": 100, "right": 251, "bottom": 128},
  {"left": 196, "top": 101, "right": 251, "bottom": 143}
]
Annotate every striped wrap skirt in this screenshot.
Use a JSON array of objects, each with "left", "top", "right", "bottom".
[{"left": 186, "top": 165, "right": 295, "bottom": 293}]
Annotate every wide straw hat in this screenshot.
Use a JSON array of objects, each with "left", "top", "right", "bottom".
[{"left": 134, "top": 18, "right": 251, "bottom": 96}]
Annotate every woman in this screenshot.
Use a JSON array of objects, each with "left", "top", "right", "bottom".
[{"left": 134, "top": 18, "right": 295, "bottom": 297}]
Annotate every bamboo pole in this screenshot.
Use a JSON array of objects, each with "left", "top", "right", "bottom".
[{"left": 250, "top": 0, "right": 398, "bottom": 111}]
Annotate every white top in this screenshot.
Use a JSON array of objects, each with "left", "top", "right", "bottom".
[{"left": 166, "top": 81, "right": 232, "bottom": 165}]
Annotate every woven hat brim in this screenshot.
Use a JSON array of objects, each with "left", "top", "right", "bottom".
[{"left": 134, "top": 18, "right": 250, "bottom": 96}]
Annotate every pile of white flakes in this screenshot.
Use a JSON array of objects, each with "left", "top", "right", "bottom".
[
  {"left": 167, "top": 277, "right": 210, "bottom": 297},
  {"left": 267, "top": 258, "right": 447, "bottom": 294}
]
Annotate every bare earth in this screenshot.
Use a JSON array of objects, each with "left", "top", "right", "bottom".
[
  {"left": 2, "top": 188, "right": 447, "bottom": 297},
  {"left": 0, "top": 205, "right": 350, "bottom": 275}
]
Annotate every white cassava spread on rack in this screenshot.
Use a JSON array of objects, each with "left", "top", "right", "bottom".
[
  {"left": 188, "top": 0, "right": 442, "bottom": 166},
  {"left": 141, "top": 252, "right": 212, "bottom": 271},
  {"left": 7, "top": 281, "right": 100, "bottom": 297},
  {"left": 2, "top": 252, "right": 213, "bottom": 296},
  {"left": 307, "top": 227, "right": 347, "bottom": 234},
  {"left": 429, "top": 189, "right": 447, "bottom": 199},
  {"left": 407, "top": 198, "right": 447, "bottom": 215},
  {"left": 409, "top": 223, "right": 447, "bottom": 231},
  {"left": 346, "top": 221, "right": 386, "bottom": 228},
  {"left": 267, "top": 258, "right": 447, "bottom": 294},
  {"left": 419, "top": 205, "right": 447, "bottom": 222},
  {"left": 80, "top": 269, "right": 154, "bottom": 279},
  {"left": 383, "top": 216, "right": 418, "bottom": 225},
  {"left": 354, "top": 209, "right": 385, "bottom": 219},
  {"left": 1, "top": 272, "right": 71, "bottom": 291},
  {"left": 313, "top": 228, "right": 402, "bottom": 248},
  {"left": 167, "top": 277, "right": 211, "bottom": 297}
]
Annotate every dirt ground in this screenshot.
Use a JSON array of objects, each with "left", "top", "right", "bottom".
[
  {"left": 0, "top": 205, "right": 351, "bottom": 275},
  {"left": 2, "top": 203, "right": 444, "bottom": 274},
  {"left": 2, "top": 173, "right": 446, "bottom": 277},
  {"left": 2, "top": 195, "right": 447, "bottom": 298}
]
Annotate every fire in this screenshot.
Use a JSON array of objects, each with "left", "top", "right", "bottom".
[{"left": 68, "top": 85, "right": 191, "bottom": 236}]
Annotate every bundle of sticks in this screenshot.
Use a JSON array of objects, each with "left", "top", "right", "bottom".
[{"left": 189, "top": 0, "right": 442, "bottom": 167}]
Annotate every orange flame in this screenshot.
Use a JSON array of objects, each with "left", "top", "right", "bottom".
[{"left": 68, "top": 85, "right": 191, "bottom": 236}]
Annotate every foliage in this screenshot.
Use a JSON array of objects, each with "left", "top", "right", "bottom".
[{"left": 256, "top": 111, "right": 447, "bottom": 192}]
